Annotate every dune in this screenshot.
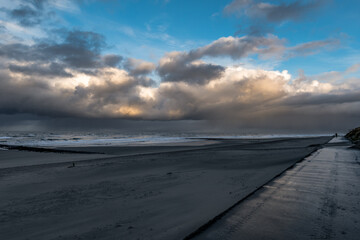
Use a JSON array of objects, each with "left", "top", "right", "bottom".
[{"left": 345, "top": 126, "right": 360, "bottom": 149}]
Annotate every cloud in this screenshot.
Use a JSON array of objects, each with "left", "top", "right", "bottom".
[
  {"left": 118, "top": 25, "right": 136, "bottom": 37},
  {"left": 288, "top": 39, "right": 339, "bottom": 57},
  {"left": 159, "top": 35, "right": 337, "bottom": 66},
  {"left": 0, "top": 30, "right": 109, "bottom": 72},
  {"left": 224, "top": 0, "right": 327, "bottom": 35},
  {"left": 156, "top": 35, "right": 337, "bottom": 85},
  {"left": 0, "top": 67, "right": 153, "bottom": 118},
  {"left": 8, "top": 62, "right": 73, "bottom": 77},
  {"left": 5, "top": 0, "right": 49, "bottom": 27},
  {"left": 49, "top": 0, "right": 80, "bottom": 13},
  {"left": 46, "top": 30, "right": 106, "bottom": 68},
  {"left": 223, "top": 0, "right": 253, "bottom": 16},
  {"left": 124, "top": 58, "right": 156, "bottom": 76},
  {"left": 3, "top": 0, "right": 78, "bottom": 27},
  {"left": 159, "top": 62, "right": 225, "bottom": 85},
  {"left": 8, "top": 5, "right": 43, "bottom": 26},
  {"left": 224, "top": 0, "right": 326, "bottom": 22},
  {"left": 256, "top": 1, "right": 325, "bottom": 22},
  {"left": 157, "top": 52, "right": 225, "bottom": 84},
  {"left": 1, "top": 59, "right": 359, "bottom": 132},
  {"left": 346, "top": 63, "right": 360, "bottom": 73},
  {"left": 156, "top": 35, "right": 284, "bottom": 64},
  {"left": 156, "top": 35, "right": 285, "bottom": 84},
  {"left": 0, "top": 22, "right": 355, "bottom": 132},
  {"left": 285, "top": 92, "right": 360, "bottom": 106},
  {"left": 102, "top": 54, "right": 123, "bottom": 67},
  {"left": 192, "top": 35, "right": 285, "bottom": 59},
  {"left": 154, "top": 67, "right": 292, "bottom": 120},
  {"left": 0, "top": 19, "right": 47, "bottom": 43}
]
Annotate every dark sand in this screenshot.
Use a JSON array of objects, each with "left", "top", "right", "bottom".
[{"left": 0, "top": 137, "right": 331, "bottom": 240}]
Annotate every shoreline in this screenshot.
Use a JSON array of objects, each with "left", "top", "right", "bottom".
[{"left": 1, "top": 136, "right": 332, "bottom": 240}]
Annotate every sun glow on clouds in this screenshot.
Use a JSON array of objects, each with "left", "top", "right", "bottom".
[
  {"left": 0, "top": 0, "right": 360, "bottom": 132},
  {"left": 63, "top": 72, "right": 90, "bottom": 87},
  {"left": 1, "top": 48, "right": 360, "bottom": 129},
  {"left": 139, "top": 87, "right": 156, "bottom": 101},
  {"left": 36, "top": 63, "right": 354, "bottom": 120},
  {"left": 115, "top": 106, "right": 142, "bottom": 117},
  {"left": 0, "top": 9, "right": 359, "bottom": 128},
  {"left": 294, "top": 80, "right": 334, "bottom": 94}
]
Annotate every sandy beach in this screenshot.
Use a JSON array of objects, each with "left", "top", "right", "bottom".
[{"left": 0, "top": 136, "right": 331, "bottom": 240}]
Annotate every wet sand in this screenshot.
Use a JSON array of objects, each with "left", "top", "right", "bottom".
[
  {"left": 193, "top": 137, "right": 360, "bottom": 240},
  {"left": 0, "top": 137, "right": 331, "bottom": 240}
]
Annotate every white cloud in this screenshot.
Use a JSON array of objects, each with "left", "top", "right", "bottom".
[
  {"left": 50, "top": 0, "right": 80, "bottom": 13},
  {"left": 0, "top": 20, "right": 46, "bottom": 44},
  {"left": 118, "top": 25, "right": 136, "bottom": 37}
]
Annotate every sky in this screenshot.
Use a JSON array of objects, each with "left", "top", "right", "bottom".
[{"left": 0, "top": 0, "right": 359, "bottom": 133}]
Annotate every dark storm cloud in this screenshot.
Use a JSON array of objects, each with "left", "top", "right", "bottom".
[
  {"left": 80, "top": 74, "right": 154, "bottom": 108},
  {"left": 152, "top": 67, "right": 360, "bottom": 133},
  {"left": 1, "top": 55, "right": 359, "bottom": 132},
  {"left": 0, "top": 30, "right": 109, "bottom": 71},
  {"left": 285, "top": 92, "right": 360, "bottom": 106},
  {"left": 0, "top": 113, "right": 214, "bottom": 134},
  {"left": 0, "top": 12, "right": 354, "bottom": 134},
  {"left": 0, "top": 43, "right": 40, "bottom": 61},
  {"left": 0, "top": 74, "right": 75, "bottom": 118},
  {"left": 8, "top": 63, "right": 73, "bottom": 77},
  {"left": 166, "top": 64, "right": 224, "bottom": 85},
  {"left": 0, "top": 68, "right": 148, "bottom": 118},
  {"left": 224, "top": 0, "right": 327, "bottom": 35},
  {"left": 153, "top": 67, "right": 292, "bottom": 120},
  {"left": 0, "top": 25, "right": 158, "bottom": 119},
  {"left": 103, "top": 54, "right": 123, "bottom": 67},
  {"left": 43, "top": 30, "right": 106, "bottom": 68},
  {"left": 158, "top": 60, "right": 224, "bottom": 84}
]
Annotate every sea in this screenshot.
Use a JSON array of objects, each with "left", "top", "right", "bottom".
[{"left": 0, "top": 131, "right": 332, "bottom": 148}]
